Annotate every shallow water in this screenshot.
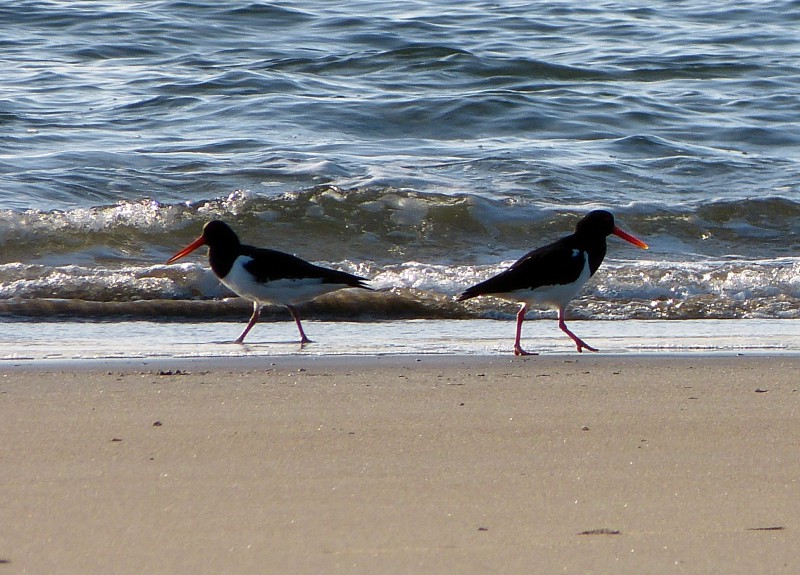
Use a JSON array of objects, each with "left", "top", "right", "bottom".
[{"left": 1, "top": 319, "right": 798, "bottom": 364}]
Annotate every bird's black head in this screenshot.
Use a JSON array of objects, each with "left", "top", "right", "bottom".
[
  {"left": 166, "top": 220, "right": 241, "bottom": 265},
  {"left": 201, "top": 220, "right": 240, "bottom": 249},
  {"left": 574, "top": 210, "right": 616, "bottom": 238},
  {"left": 573, "top": 210, "right": 649, "bottom": 250}
]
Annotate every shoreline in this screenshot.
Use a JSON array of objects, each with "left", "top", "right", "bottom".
[
  {"left": 2, "top": 348, "right": 800, "bottom": 373},
  {"left": 2, "top": 355, "right": 799, "bottom": 573}
]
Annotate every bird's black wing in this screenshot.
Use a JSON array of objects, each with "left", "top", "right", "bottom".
[
  {"left": 240, "top": 245, "right": 371, "bottom": 289},
  {"left": 458, "top": 236, "right": 585, "bottom": 300}
]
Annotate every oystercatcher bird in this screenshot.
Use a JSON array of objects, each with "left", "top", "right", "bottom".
[
  {"left": 166, "top": 220, "right": 371, "bottom": 344},
  {"left": 457, "top": 210, "right": 648, "bottom": 355}
]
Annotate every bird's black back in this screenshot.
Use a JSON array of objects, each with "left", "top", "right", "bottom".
[{"left": 239, "top": 245, "right": 371, "bottom": 289}]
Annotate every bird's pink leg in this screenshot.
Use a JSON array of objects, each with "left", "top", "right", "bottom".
[
  {"left": 287, "top": 305, "right": 312, "bottom": 344},
  {"left": 513, "top": 304, "right": 538, "bottom": 356},
  {"left": 235, "top": 302, "right": 260, "bottom": 343},
  {"left": 558, "top": 307, "right": 598, "bottom": 353}
]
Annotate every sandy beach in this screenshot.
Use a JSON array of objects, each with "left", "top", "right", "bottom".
[{"left": 1, "top": 354, "right": 798, "bottom": 574}]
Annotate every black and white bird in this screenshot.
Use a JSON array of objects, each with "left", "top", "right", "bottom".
[
  {"left": 166, "top": 220, "right": 371, "bottom": 344},
  {"left": 457, "top": 210, "right": 648, "bottom": 355}
]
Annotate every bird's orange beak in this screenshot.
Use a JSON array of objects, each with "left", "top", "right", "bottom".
[
  {"left": 612, "top": 227, "right": 649, "bottom": 250},
  {"left": 166, "top": 235, "right": 206, "bottom": 264}
]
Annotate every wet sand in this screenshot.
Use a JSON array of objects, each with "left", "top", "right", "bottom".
[{"left": 1, "top": 355, "right": 798, "bottom": 574}]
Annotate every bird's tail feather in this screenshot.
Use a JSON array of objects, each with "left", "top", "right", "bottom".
[{"left": 456, "top": 285, "right": 481, "bottom": 301}]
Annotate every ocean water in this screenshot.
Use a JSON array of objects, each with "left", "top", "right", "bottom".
[{"left": 1, "top": 1, "right": 799, "bottom": 358}]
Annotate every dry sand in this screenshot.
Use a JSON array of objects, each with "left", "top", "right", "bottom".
[{"left": 1, "top": 354, "right": 798, "bottom": 574}]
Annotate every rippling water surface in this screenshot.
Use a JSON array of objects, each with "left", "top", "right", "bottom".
[{"left": 1, "top": 1, "right": 799, "bottom": 348}]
